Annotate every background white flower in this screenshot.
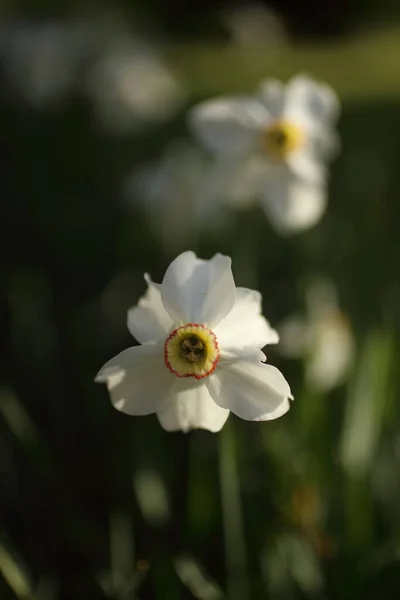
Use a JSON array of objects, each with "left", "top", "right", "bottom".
[
  {"left": 96, "top": 251, "right": 292, "bottom": 432},
  {"left": 222, "top": 3, "right": 287, "bottom": 49},
  {"left": 86, "top": 36, "right": 184, "bottom": 134},
  {"left": 2, "top": 20, "right": 90, "bottom": 108},
  {"left": 189, "top": 74, "right": 340, "bottom": 234},
  {"left": 123, "top": 140, "right": 244, "bottom": 250},
  {"left": 278, "top": 279, "right": 354, "bottom": 392}
]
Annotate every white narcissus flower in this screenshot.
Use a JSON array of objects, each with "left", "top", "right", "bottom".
[
  {"left": 96, "top": 251, "right": 292, "bottom": 432},
  {"left": 124, "top": 140, "right": 236, "bottom": 250},
  {"left": 87, "top": 38, "right": 184, "bottom": 133},
  {"left": 3, "top": 21, "right": 90, "bottom": 108},
  {"left": 189, "top": 74, "right": 340, "bottom": 234},
  {"left": 223, "top": 3, "right": 287, "bottom": 49},
  {"left": 278, "top": 279, "right": 354, "bottom": 392},
  {"left": 124, "top": 141, "right": 207, "bottom": 252}
]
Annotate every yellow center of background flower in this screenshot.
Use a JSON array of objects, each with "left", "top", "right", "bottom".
[
  {"left": 164, "top": 324, "right": 219, "bottom": 379},
  {"left": 261, "top": 119, "right": 304, "bottom": 160}
]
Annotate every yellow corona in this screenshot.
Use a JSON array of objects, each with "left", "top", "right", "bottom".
[{"left": 261, "top": 119, "right": 304, "bottom": 160}]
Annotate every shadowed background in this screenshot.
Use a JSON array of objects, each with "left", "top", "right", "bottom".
[{"left": 1, "top": 1, "right": 400, "bottom": 599}]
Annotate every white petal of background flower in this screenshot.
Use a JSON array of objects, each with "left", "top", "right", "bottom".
[
  {"left": 206, "top": 362, "right": 291, "bottom": 421},
  {"left": 261, "top": 174, "right": 327, "bottom": 234},
  {"left": 305, "top": 279, "right": 354, "bottom": 392},
  {"left": 215, "top": 287, "right": 279, "bottom": 349},
  {"left": 223, "top": 4, "right": 287, "bottom": 49},
  {"left": 157, "top": 380, "right": 230, "bottom": 432},
  {"left": 199, "top": 156, "right": 268, "bottom": 212},
  {"left": 95, "top": 344, "right": 172, "bottom": 415},
  {"left": 287, "top": 147, "right": 326, "bottom": 185},
  {"left": 306, "top": 314, "right": 354, "bottom": 392},
  {"left": 277, "top": 279, "right": 354, "bottom": 392},
  {"left": 124, "top": 141, "right": 212, "bottom": 250},
  {"left": 127, "top": 274, "right": 172, "bottom": 343},
  {"left": 285, "top": 74, "right": 340, "bottom": 127},
  {"left": 4, "top": 22, "right": 89, "bottom": 107},
  {"left": 87, "top": 38, "right": 184, "bottom": 133},
  {"left": 123, "top": 140, "right": 239, "bottom": 250},
  {"left": 161, "top": 251, "right": 236, "bottom": 326},
  {"left": 189, "top": 97, "right": 269, "bottom": 158},
  {"left": 259, "top": 79, "right": 285, "bottom": 117}
]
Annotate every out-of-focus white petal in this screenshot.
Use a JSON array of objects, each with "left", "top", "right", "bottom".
[
  {"left": 306, "top": 311, "right": 355, "bottom": 392},
  {"left": 261, "top": 172, "right": 327, "bottom": 234},
  {"left": 224, "top": 4, "right": 287, "bottom": 48},
  {"left": 259, "top": 78, "right": 285, "bottom": 117},
  {"left": 161, "top": 251, "right": 236, "bottom": 327},
  {"left": 206, "top": 362, "right": 292, "bottom": 421},
  {"left": 287, "top": 148, "right": 326, "bottom": 184},
  {"left": 279, "top": 279, "right": 354, "bottom": 392},
  {"left": 199, "top": 154, "right": 270, "bottom": 212},
  {"left": 215, "top": 287, "right": 279, "bottom": 350},
  {"left": 4, "top": 22, "right": 89, "bottom": 108},
  {"left": 307, "top": 127, "right": 340, "bottom": 163},
  {"left": 127, "top": 274, "right": 173, "bottom": 343},
  {"left": 285, "top": 74, "right": 340, "bottom": 127},
  {"left": 157, "top": 380, "right": 230, "bottom": 432},
  {"left": 95, "top": 344, "right": 172, "bottom": 415},
  {"left": 87, "top": 40, "right": 184, "bottom": 133},
  {"left": 202, "top": 158, "right": 256, "bottom": 209},
  {"left": 125, "top": 141, "right": 213, "bottom": 250},
  {"left": 189, "top": 97, "right": 269, "bottom": 158}
]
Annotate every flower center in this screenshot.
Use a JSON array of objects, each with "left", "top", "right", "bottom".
[
  {"left": 261, "top": 119, "right": 304, "bottom": 160},
  {"left": 164, "top": 323, "right": 219, "bottom": 379}
]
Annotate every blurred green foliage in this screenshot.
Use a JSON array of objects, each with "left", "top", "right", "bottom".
[{"left": 2, "top": 2, "right": 400, "bottom": 600}]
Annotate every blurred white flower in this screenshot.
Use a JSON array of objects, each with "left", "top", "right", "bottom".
[
  {"left": 96, "top": 251, "right": 292, "bottom": 432},
  {"left": 189, "top": 75, "right": 339, "bottom": 234},
  {"left": 2, "top": 21, "right": 90, "bottom": 107},
  {"left": 124, "top": 140, "right": 235, "bottom": 250},
  {"left": 86, "top": 38, "right": 184, "bottom": 133},
  {"left": 223, "top": 3, "right": 287, "bottom": 48},
  {"left": 278, "top": 279, "right": 354, "bottom": 392}
]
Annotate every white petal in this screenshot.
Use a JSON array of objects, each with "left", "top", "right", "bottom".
[
  {"left": 287, "top": 148, "right": 326, "bottom": 184},
  {"left": 206, "top": 362, "right": 292, "bottom": 421},
  {"left": 306, "top": 312, "right": 354, "bottom": 392},
  {"left": 261, "top": 172, "right": 327, "bottom": 234},
  {"left": 307, "top": 126, "right": 340, "bottom": 163},
  {"left": 189, "top": 97, "right": 269, "bottom": 158},
  {"left": 215, "top": 287, "right": 279, "bottom": 350},
  {"left": 127, "top": 274, "right": 173, "bottom": 343},
  {"left": 259, "top": 78, "right": 285, "bottom": 117},
  {"left": 285, "top": 74, "right": 340, "bottom": 127},
  {"left": 157, "top": 380, "right": 230, "bottom": 432},
  {"left": 161, "top": 251, "right": 236, "bottom": 327},
  {"left": 95, "top": 344, "right": 173, "bottom": 415},
  {"left": 201, "top": 156, "right": 266, "bottom": 210},
  {"left": 220, "top": 347, "right": 267, "bottom": 363}
]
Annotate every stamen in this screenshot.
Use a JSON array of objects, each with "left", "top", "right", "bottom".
[{"left": 181, "top": 335, "right": 205, "bottom": 363}]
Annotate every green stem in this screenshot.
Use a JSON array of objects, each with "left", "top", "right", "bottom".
[{"left": 219, "top": 422, "right": 249, "bottom": 600}]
